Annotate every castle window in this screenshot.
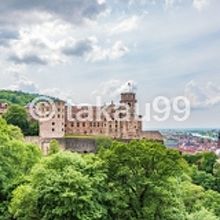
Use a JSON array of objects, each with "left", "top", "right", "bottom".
[
  {"left": 82, "top": 122, "right": 85, "bottom": 127},
  {"left": 77, "top": 122, "right": 80, "bottom": 127},
  {"left": 58, "top": 108, "right": 60, "bottom": 112},
  {"left": 57, "top": 114, "right": 60, "bottom": 118},
  {"left": 71, "top": 122, "right": 74, "bottom": 127},
  {"left": 52, "top": 128, "right": 55, "bottom": 132},
  {"left": 52, "top": 122, "right": 55, "bottom": 126}
]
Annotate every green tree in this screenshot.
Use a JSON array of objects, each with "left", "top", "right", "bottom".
[
  {"left": 10, "top": 153, "right": 107, "bottom": 220},
  {"left": 48, "top": 139, "right": 61, "bottom": 155},
  {"left": 0, "top": 118, "right": 41, "bottom": 219},
  {"left": 99, "top": 140, "right": 188, "bottom": 220},
  {"left": 3, "top": 104, "right": 29, "bottom": 135},
  {"left": 184, "top": 152, "right": 217, "bottom": 174},
  {"left": 180, "top": 181, "right": 205, "bottom": 213},
  {"left": 3, "top": 104, "right": 39, "bottom": 136},
  {"left": 192, "top": 169, "right": 216, "bottom": 190},
  {"left": 187, "top": 208, "right": 218, "bottom": 220},
  {"left": 202, "top": 190, "right": 220, "bottom": 217}
]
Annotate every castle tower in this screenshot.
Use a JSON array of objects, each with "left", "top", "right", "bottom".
[
  {"left": 39, "top": 100, "right": 65, "bottom": 138},
  {"left": 120, "top": 82, "right": 137, "bottom": 118}
]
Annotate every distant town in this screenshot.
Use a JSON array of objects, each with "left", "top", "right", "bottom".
[{"left": 162, "top": 129, "right": 220, "bottom": 156}]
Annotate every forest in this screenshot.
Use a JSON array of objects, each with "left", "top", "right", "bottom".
[
  {"left": 0, "top": 117, "right": 220, "bottom": 220},
  {"left": 0, "top": 90, "right": 39, "bottom": 106}
]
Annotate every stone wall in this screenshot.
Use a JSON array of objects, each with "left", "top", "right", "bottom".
[{"left": 25, "top": 136, "right": 97, "bottom": 154}]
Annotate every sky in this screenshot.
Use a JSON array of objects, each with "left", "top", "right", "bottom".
[{"left": 0, "top": 0, "right": 220, "bottom": 129}]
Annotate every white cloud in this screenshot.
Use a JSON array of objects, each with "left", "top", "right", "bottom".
[
  {"left": 193, "top": 0, "right": 210, "bottom": 11},
  {"left": 92, "top": 80, "right": 137, "bottom": 98},
  {"left": 7, "top": 73, "right": 39, "bottom": 93},
  {"left": 110, "top": 16, "right": 140, "bottom": 34},
  {"left": 87, "top": 40, "right": 129, "bottom": 62},
  {"left": 41, "top": 88, "right": 76, "bottom": 101},
  {"left": 184, "top": 80, "right": 220, "bottom": 109}
]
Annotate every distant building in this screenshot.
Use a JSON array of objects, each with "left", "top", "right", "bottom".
[
  {"left": 0, "top": 103, "right": 8, "bottom": 115},
  {"left": 38, "top": 89, "right": 163, "bottom": 142}
]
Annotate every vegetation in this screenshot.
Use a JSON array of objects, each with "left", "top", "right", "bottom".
[
  {"left": 0, "top": 90, "right": 38, "bottom": 106},
  {"left": 0, "top": 90, "right": 40, "bottom": 136},
  {"left": 3, "top": 104, "right": 39, "bottom": 136},
  {"left": 0, "top": 118, "right": 219, "bottom": 219},
  {"left": 48, "top": 139, "right": 61, "bottom": 155}
]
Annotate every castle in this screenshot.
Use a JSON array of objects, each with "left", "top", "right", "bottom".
[{"left": 39, "top": 88, "right": 163, "bottom": 142}]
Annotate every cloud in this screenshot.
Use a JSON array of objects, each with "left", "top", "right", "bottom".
[
  {"left": 184, "top": 80, "right": 220, "bottom": 109},
  {"left": 92, "top": 80, "right": 137, "bottom": 98},
  {"left": 41, "top": 88, "right": 76, "bottom": 101},
  {"left": 0, "top": 29, "right": 19, "bottom": 46},
  {"left": 6, "top": 73, "right": 75, "bottom": 101},
  {"left": 7, "top": 73, "right": 39, "bottom": 93},
  {"left": 87, "top": 40, "right": 129, "bottom": 62},
  {"left": 62, "top": 38, "right": 94, "bottom": 57},
  {"left": 63, "top": 38, "right": 129, "bottom": 62},
  {"left": 110, "top": 16, "right": 140, "bottom": 34},
  {"left": 8, "top": 54, "right": 48, "bottom": 65},
  {"left": 193, "top": 0, "right": 210, "bottom": 11},
  {"left": 0, "top": 0, "right": 107, "bottom": 25}
]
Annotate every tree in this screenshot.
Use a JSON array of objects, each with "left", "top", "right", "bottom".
[
  {"left": 0, "top": 118, "right": 41, "bottom": 219},
  {"left": 3, "top": 104, "right": 29, "bottom": 135},
  {"left": 10, "top": 153, "right": 108, "bottom": 220},
  {"left": 202, "top": 190, "right": 220, "bottom": 218},
  {"left": 98, "top": 140, "right": 188, "bottom": 220},
  {"left": 3, "top": 104, "right": 39, "bottom": 136},
  {"left": 192, "top": 169, "right": 216, "bottom": 190},
  {"left": 213, "top": 161, "right": 220, "bottom": 192},
  {"left": 184, "top": 152, "right": 217, "bottom": 174},
  {"left": 48, "top": 139, "right": 60, "bottom": 155},
  {"left": 180, "top": 181, "right": 205, "bottom": 213},
  {"left": 187, "top": 208, "right": 218, "bottom": 220}
]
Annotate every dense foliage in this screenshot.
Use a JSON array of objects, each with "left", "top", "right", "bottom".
[
  {"left": 0, "top": 118, "right": 219, "bottom": 219},
  {"left": 0, "top": 90, "right": 38, "bottom": 106},
  {"left": 3, "top": 104, "right": 39, "bottom": 136}
]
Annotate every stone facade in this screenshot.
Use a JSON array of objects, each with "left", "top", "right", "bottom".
[
  {"left": 65, "top": 92, "right": 142, "bottom": 139},
  {"left": 39, "top": 100, "right": 65, "bottom": 138},
  {"left": 39, "top": 92, "right": 163, "bottom": 142}
]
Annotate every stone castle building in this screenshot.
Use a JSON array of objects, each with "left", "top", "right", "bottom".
[{"left": 39, "top": 90, "right": 163, "bottom": 142}]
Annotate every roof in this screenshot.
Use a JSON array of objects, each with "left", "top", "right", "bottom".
[{"left": 141, "top": 131, "right": 163, "bottom": 141}]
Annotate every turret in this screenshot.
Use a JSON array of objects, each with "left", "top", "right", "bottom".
[{"left": 120, "top": 82, "right": 137, "bottom": 118}]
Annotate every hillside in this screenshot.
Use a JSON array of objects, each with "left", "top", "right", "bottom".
[{"left": 0, "top": 90, "right": 39, "bottom": 106}]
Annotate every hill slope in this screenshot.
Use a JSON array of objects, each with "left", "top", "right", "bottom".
[{"left": 0, "top": 90, "right": 39, "bottom": 106}]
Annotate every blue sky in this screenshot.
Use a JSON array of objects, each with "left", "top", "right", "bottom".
[{"left": 0, "top": 0, "right": 220, "bottom": 129}]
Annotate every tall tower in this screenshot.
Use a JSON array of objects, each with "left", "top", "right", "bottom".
[
  {"left": 120, "top": 82, "right": 137, "bottom": 117},
  {"left": 39, "top": 100, "right": 65, "bottom": 138}
]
